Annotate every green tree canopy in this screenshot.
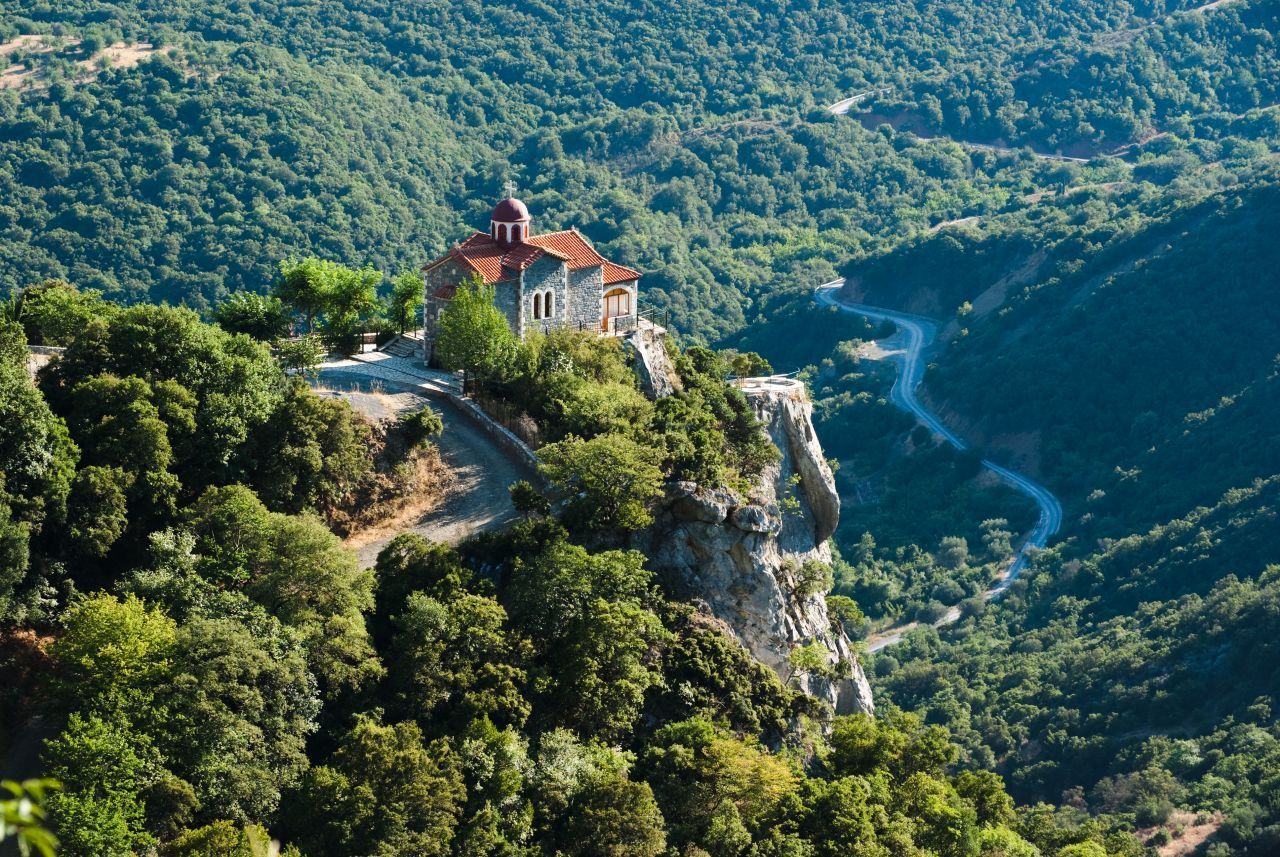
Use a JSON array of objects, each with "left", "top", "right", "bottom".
[{"left": 433, "top": 277, "right": 516, "bottom": 387}]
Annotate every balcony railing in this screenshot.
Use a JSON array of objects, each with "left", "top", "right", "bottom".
[{"left": 529, "top": 302, "right": 669, "bottom": 337}]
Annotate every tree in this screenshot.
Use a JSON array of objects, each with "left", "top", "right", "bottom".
[
  {"left": 186, "top": 485, "right": 381, "bottom": 696},
  {"left": 510, "top": 479, "right": 550, "bottom": 516},
  {"left": 538, "top": 433, "right": 664, "bottom": 531},
  {"left": 214, "top": 293, "right": 290, "bottom": 341},
  {"left": 937, "top": 536, "right": 969, "bottom": 570},
  {"left": 825, "top": 595, "right": 865, "bottom": 639},
  {"left": 274, "top": 258, "right": 334, "bottom": 334},
  {"left": 159, "top": 615, "right": 319, "bottom": 824},
  {"left": 530, "top": 728, "right": 666, "bottom": 856},
  {"left": 641, "top": 718, "right": 799, "bottom": 848},
  {"left": 504, "top": 539, "right": 665, "bottom": 737},
  {"left": 44, "top": 714, "right": 153, "bottom": 857},
  {"left": 276, "top": 334, "right": 325, "bottom": 379},
  {"left": 247, "top": 378, "right": 372, "bottom": 515},
  {"left": 65, "top": 466, "right": 131, "bottom": 558},
  {"left": 50, "top": 593, "right": 177, "bottom": 729},
  {"left": 321, "top": 263, "right": 381, "bottom": 354},
  {"left": 17, "top": 280, "right": 113, "bottom": 346},
  {"left": 167, "top": 821, "right": 274, "bottom": 857},
  {"left": 434, "top": 276, "right": 516, "bottom": 388},
  {"left": 561, "top": 774, "right": 667, "bottom": 857},
  {"left": 399, "top": 405, "right": 443, "bottom": 448},
  {"left": 281, "top": 716, "right": 464, "bottom": 857},
  {"left": 0, "top": 318, "right": 77, "bottom": 528},
  {"left": 389, "top": 590, "right": 529, "bottom": 730},
  {"left": 389, "top": 270, "right": 425, "bottom": 334},
  {"left": 47, "top": 303, "right": 284, "bottom": 483},
  {"left": 981, "top": 518, "right": 1014, "bottom": 561}
]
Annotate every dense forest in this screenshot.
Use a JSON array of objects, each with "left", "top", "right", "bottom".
[
  {"left": 1, "top": 0, "right": 1279, "bottom": 853},
  {"left": 1, "top": 0, "right": 1274, "bottom": 343},
  {"left": 0, "top": 282, "right": 1131, "bottom": 856}
]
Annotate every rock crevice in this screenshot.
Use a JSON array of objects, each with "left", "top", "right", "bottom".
[{"left": 638, "top": 376, "right": 872, "bottom": 716}]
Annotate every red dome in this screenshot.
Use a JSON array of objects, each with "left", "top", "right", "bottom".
[{"left": 491, "top": 197, "right": 530, "bottom": 222}]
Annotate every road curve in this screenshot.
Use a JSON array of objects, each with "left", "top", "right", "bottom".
[{"left": 815, "top": 281, "right": 1063, "bottom": 651}]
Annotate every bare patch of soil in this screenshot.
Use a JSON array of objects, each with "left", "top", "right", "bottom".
[
  {"left": 1138, "top": 810, "right": 1224, "bottom": 856},
  {"left": 0, "top": 35, "right": 165, "bottom": 90},
  {"left": 929, "top": 215, "right": 981, "bottom": 233},
  {"left": 969, "top": 248, "right": 1047, "bottom": 320},
  {"left": 324, "top": 409, "right": 454, "bottom": 540}
]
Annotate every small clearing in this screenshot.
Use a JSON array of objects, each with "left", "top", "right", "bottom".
[
  {"left": 0, "top": 35, "right": 163, "bottom": 90},
  {"left": 1138, "top": 810, "right": 1224, "bottom": 856},
  {"left": 929, "top": 215, "right": 981, "bottom": 233}
]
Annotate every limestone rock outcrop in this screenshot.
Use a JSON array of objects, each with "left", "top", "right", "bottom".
[
  {"left": 625, "top": 326, "right": 681, "bottom": 399},
  {"left": 636, "top": 376, "right": 873, "bottom": 716}
]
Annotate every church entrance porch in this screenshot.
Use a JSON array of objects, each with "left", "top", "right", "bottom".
[{"left": 603, "top": 287, "right": 633, "bottom": 333}]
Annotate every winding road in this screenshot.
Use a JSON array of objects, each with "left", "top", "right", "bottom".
[
  {"left": 313, "top": 365, "right": 535, "bottom": 566},
  {"left": 815, "top": 281, "right": 1063, "bottom": 651}
]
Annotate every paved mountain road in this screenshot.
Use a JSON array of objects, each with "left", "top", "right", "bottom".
[
  {"left": 313, "top": 369, "right": 532, "bottom": 566},
  {"left": 815, "top": 281, "right": 1063, "bottom": 651}
]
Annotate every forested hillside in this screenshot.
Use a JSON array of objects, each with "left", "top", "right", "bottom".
[
  {"left": 2, "top": 0, "right": 1275, "bottom": 341},
  {"left": 0, "top": 283, "right": 1131, "bottom": 856},
  {"left": 835, "top": 166, "right": 1280, "bottom": 540},
  {"left": 2, "top": 0, "right": 1280, "bottom": 854}
]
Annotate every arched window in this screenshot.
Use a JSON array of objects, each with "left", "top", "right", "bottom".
[
  {"left": 544, "top": 290, "right": 554, "bottom": 318},
  {"left": 532, "top": 292, "right": 542, "bottom": 320},
  {"left": 603, "top": 288, "right": 631, "bottom": 330}
]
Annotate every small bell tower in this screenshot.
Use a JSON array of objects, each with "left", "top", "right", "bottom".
[{"left": 490, "top": 181, "right": 531, "bottom": 247}]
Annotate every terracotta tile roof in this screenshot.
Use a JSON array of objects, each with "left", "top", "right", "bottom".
[
  {"left": 603, "top": 261, "right": 642, "bottom": 285},
  {"left": 422, "top": 233, "right": 514, "bottom": 284},
  {"left": 423, "top": 228, "right": 640, "bottom": 287},
  {"left": 526, "top": 229, "right": 609, "bottom": 270}
]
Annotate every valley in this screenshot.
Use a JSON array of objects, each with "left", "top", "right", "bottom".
[
  {"left": 0, "top": 0, "right": 1278, "bottom": 853},
  {"left": 815, "top": 282, "right": 1063, "bottom": 651}
]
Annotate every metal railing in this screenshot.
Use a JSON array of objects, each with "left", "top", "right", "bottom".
[{"left": 525, "top": 301, "right": 669, "bottom": 337}]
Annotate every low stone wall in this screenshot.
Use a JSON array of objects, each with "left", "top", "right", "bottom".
[{"left": 447, "top": 392, "right": 546, "bottom": 487}]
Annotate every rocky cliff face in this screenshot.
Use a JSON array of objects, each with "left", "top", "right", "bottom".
[
  {"left": 625, "top": 326, "right": 681, "bottom": 399},
  {"left": 636, "top": 376, "right": 874, "bottom": 716}
]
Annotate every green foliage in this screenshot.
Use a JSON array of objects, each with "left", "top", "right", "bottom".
[
  {"left": 509, "top": 479, "right": 550, "bottom": 517},
  {"left": 388, "top": 270, "right": 425, "bottom": 334},
  {"left": 389, "top": 590, "right": 530, "bottom": 732},
  {"left": 181, "top": 485, "right": 381, "bottom": 696},
  {"left": 275, "top": 334, "right": 325, "bottom": 377},
  {"left": 504, "top": 538, "right": 667, "bottom": 739},
  {"left": 44, "top": 714, "right": 153, "bottom": 857},
  {"left": 247, "top": 378, "right": 372, "bottom": 516},
  {"left": 795, "top": 559, "right": 834, "bottom": 598},
  {"left": 398, "top": 405, "right": 443, "bottom": 449},
  {"left": 272, "top": 257, "right": 381, "bottom": 353},
  {"left": 641, "top": 718, "right": 799, "bottom": 849},
  {"left": 167, "top": 820, "right": 273, "bottom": 857},
  {"left": 213, "top": 293, "right": 290, "bottom": 341},
  {"left": 320, "top": 263, "right": 381, "bottom": 355},
  {"left": 17, "top": 280, "right": 113, "bottom": 346},
  {"left": 6, "top": 1, "right": 1277, "bottom": 853},
  {"left": 0, "top": 779, "right": 60, "bottom": 857},
  {"left": 434, "top": 277, "right": 517, "bottom": 386},
  {"left": 540, "top": 433, "right": 664, "bottom": 532},
  {"left": 281, "top": 716, "right": 464, "bottom": 857}
]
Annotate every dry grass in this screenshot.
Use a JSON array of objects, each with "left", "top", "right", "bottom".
[
  {"left": 341, "top": 446, "right": 456, "bottom": 551},
  {"left": 1137, "top": 810, "right": 1224, "bottom": 857},
  {"left": 0, "top": 35, "right": 164, "bottom": 90}
]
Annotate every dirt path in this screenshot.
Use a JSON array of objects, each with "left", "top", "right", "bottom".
[{"left": 315, "top": 370, "right": 534, "bottom": 566}]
